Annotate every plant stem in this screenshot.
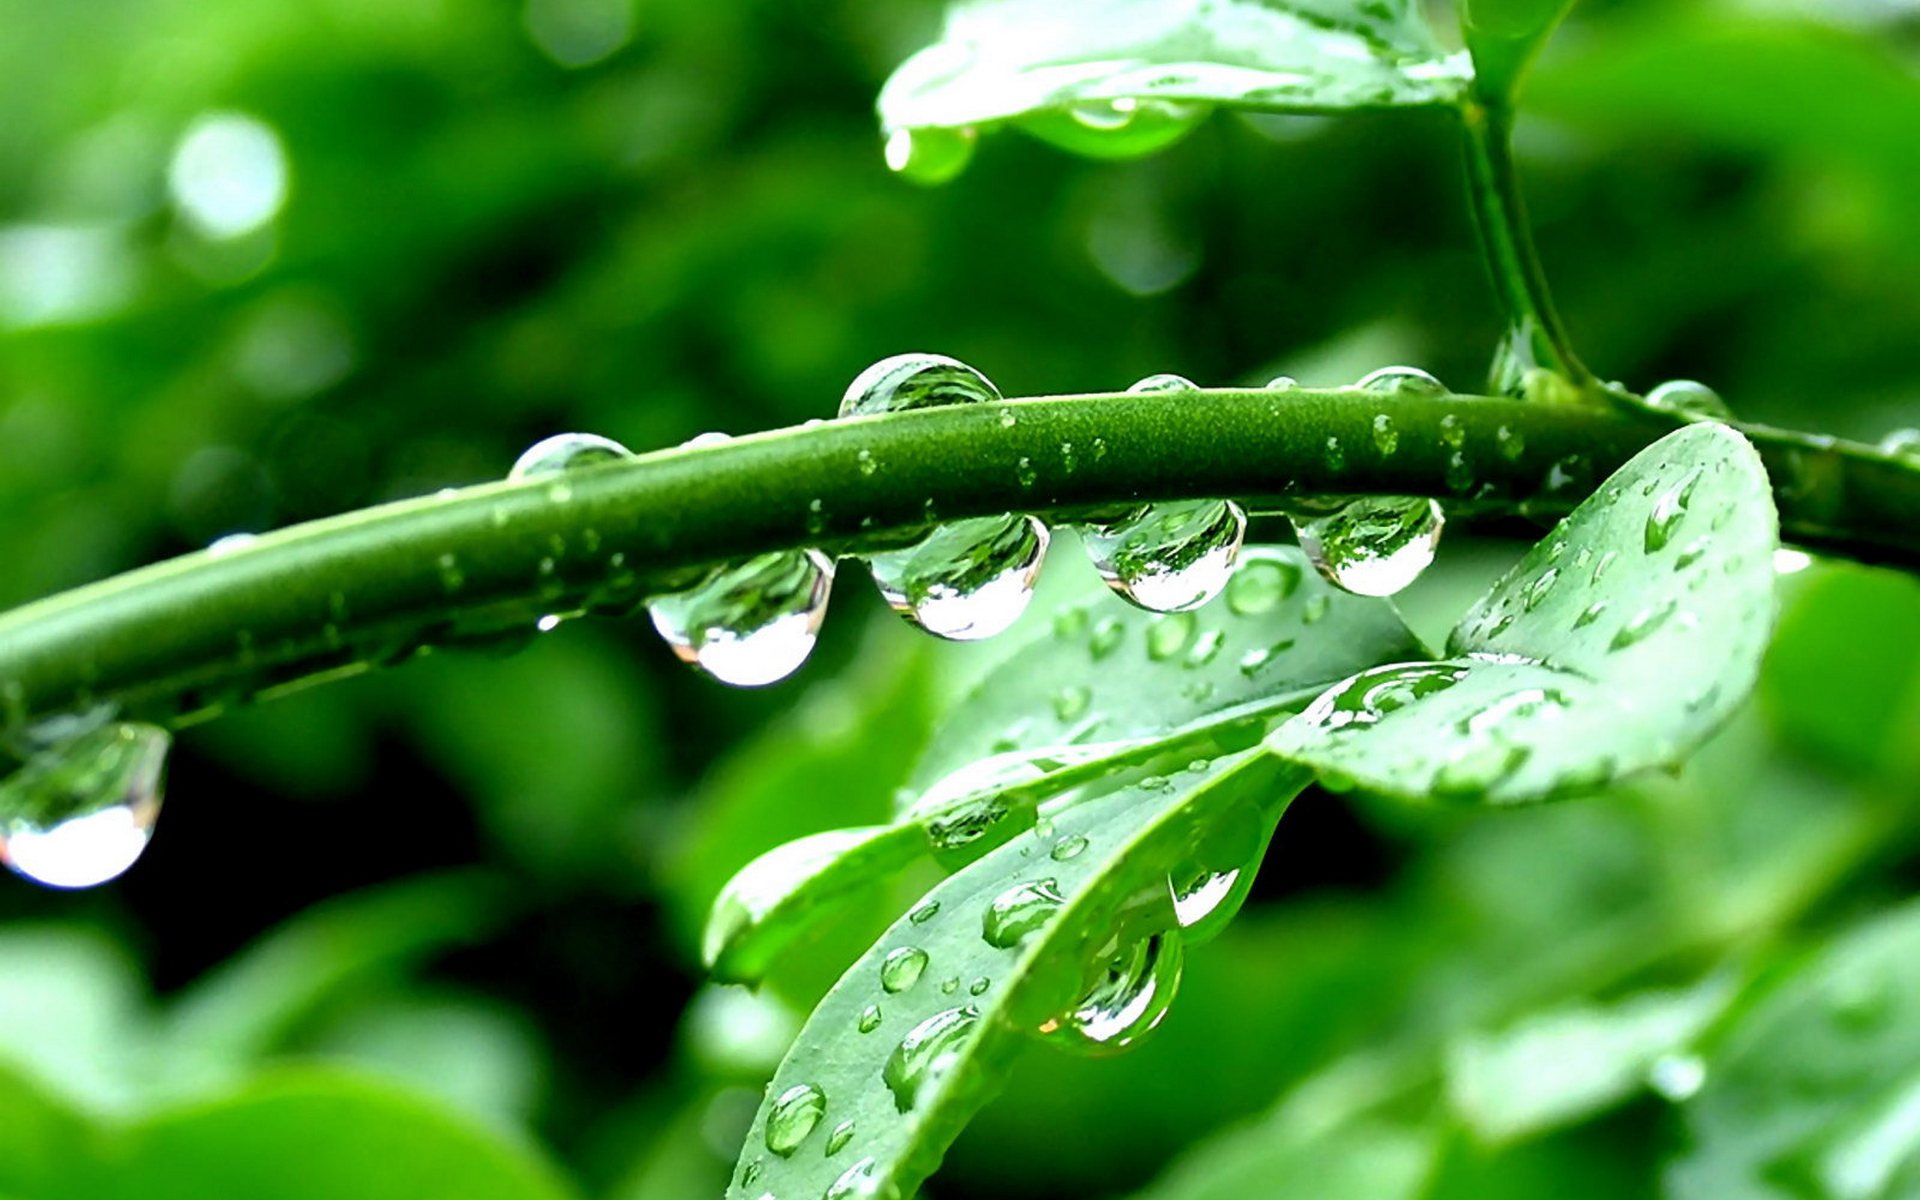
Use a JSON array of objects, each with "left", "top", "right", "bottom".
[
  {"left": 1461, "top": 99, "right": 1592, "bottom": 391},
  {"left": 1, "top": 389, "right": 1914, "bottom": 736}
]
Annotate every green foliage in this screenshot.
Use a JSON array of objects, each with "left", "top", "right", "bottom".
[{"left": 2, "top": 0, "right": 1920, "bottom": 1199}]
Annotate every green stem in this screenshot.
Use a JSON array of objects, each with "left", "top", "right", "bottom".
[
  {"left": 1462, "top": 99, "right": 1592, "bottom": 392},
  {"left": 1, "top": 389, "right": 1915, "bottom": 737}
]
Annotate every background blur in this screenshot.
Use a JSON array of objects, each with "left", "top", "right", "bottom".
[{"left": 1, "top": 0, "right": 1919, "bottom": 1196}]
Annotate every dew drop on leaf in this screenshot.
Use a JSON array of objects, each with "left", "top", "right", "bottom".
[
  {"left": 1078, "top": 499, "right": 1246, "bottom": 613},
  {"left": 1294, "top": 662, "right": 1469, "bottom": 735},
  {"left": 0, "top": 722, "right": 169, "bottom": 889},
  {"left": 1052, "top": 684, "right": 1091, "bottom": 721},
  {"left": 882, "top": 1006, "right": 980, "bottom": 1112},
  {"left": 1050, "top": 835, "right": 1088, "bottom": 862},
  {"left": 1043, "top": 934, "right": 1184, "bottom": 1055},
  {"left": 1371, "top": 412, "right": 1399, "bottom": 456},
  {"left": 857, "top": 1005, "right": 882, "bottom": 1034},
  {"left": 882, "top": 124, "right": 976, "bottom": 185},
  {"left": 1224, "top": 556, "right": 1299, "bottom": 615},
  {"left": 908, "top": 901, "right": 940, "bottom": 925},
  {"left": 1170, "top": 869, "right": 1239, "bottom": 928},
  {"left": 507, "top": 431, "right": 634, "bottom": 480},
  {"left": 981, "top": 878, "right": 1065, "bottom": 948},
  {"left": 824, "top": 1120, "right": 856, "bottom": 1158},
  {"left": 1126, "top": 372, "right": 1198, "bottom": 394},
  {"left": 1429, "top": 740, "right": 1531, "bottom": 799},
  {"left": 646, "top": 549, "right": 836, "bottom": 687},
  {"left": 824, "top": 1154, "right": 880, "bottom": 1199},
  {"left": 1145, "top": 611, "right": 1197, "bottom": 660},
  {"left": 1291, "top": 496, "right": 1445, "bottom": 597},
  {"left": 880, "top": 946, "right": 929, "bottom": 994},
  {"left": 1356, "top": 365, "right": 1447, "bottom": 396},
  {"left": 1644, "top": 379, "right": 1731, "bottom": 421},
  {"left": 1610, "top": 598, "right": 1679, "bottom": 650},
  {"left": 1644, "top": 468, "right": 1702, "bottom": 553},
  {"left": 764, "top": 1082, "right": 827, "bottom": 1157}
]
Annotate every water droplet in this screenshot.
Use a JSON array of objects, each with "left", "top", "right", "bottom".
[
  {"left": 207, "top": 532, "right": 259, "bottom": 556},
  {"left": 939, "top": 976, "right": 960, "bottom": 995},
  {"left": 857, "top": 1005, "right": 882, "bottom": 1033},
  {"left": 1266, "top": 375, "right": 1299, "bottom": 391},
  {"left": 1294, "top": 662, "right": 1468, "bottom": 734},
  {"left": 1523, "top": 567, "right": 1558, "bottom": 611},
  {"left": 1573, "top": 600, "right": 1608, "bottom": 629},
  {"left": 764, "top": 1083, "right": 827, "bottom": 1156},
  {"left": 1675, "top": 537, "right": 1711, "bottom": 569},
  {"left": 1430, "top": 741, "right": 1530, "bottom": 799},
  {"left": 824, "top": 1120, "right": 856, "bottom": 1158},
  {"left": 508, "top": 432, "right": 634, "bottom": 480},
  {"left": 1186, "top": 628, "right": 1225, "bottom": 667},
  {"left": 1088, "top": 616, "right": 1125, "bottom": 660},
  {"left": 647, "top": 549, "right": 835, "bottom": 687},
  {"left": 969, "top": 976, "right": 991, "bottom": 996},
  {"left": 880, "top": 946, "right": 929, "bottom": 994},
  {"left": 883, "top": 124, "right": 977, "bottom": 185},
  {"left": 882, "top": 1006, "right": 980, "bottom": 1111},
  {"left": 1648, "top": 1053, "right": 1707, "bottom": 1101},
  {"left": 1292, "top": 497, "right": 1445, "bottom": 597},
  {"left": 982, "top": 878, "right": 1065, "bottom": 948},
  {"left": 1044, "top": 935, "right": 1183, "bottom": 1054},
  {"left": 434, "top": 552, "right": 465, "bottom": 595},
  {"left": 1013, "top": 455, "right": 1037, "bottom": 489},
  {"left": 824, "top": 1154, "right": 880, "bottom": 1200},
  {"left": 1146, "top": 611, "right": 1197, "bottom": 660},
  {"left": 856, "top": 448, "right": 879, "bottom": 477},
  {"left": 1495, "top": 424, "right": 1526, "bottom": 461},
  {"left": 864, "top": 515, "right": 1049, "bottom": 641},
  {"left": 1611, "top": 598, "right": 1678, "bottom": 650},
  {"left": 1644, "top": 468, "right": 1702, "bottom": 553},
  {"left": 1302, "top": 594, "right": 1331, "bottom": 624},
  {"left": 1878, "top": 428, "right": 1920, "bottom": 464},
  {"left": 841, "top": 352, "right": 1000, "bottom": 418},
  {"left": 1052, "top": 684, "right": 1091, "bottom": 722},
  {"left": 0, "top": 723, "right": 169, "bottom": 889},
  {"left": 1052, "top": 607, "right": 1089, "bottom": 640},
  {"left": 1050, "top": 835, "right": 1088, "bottom": 861},
  {"left": 1127, "top": 373, "right": 1197, "bottom": 394},
  {"left": 908, "top": 901, "right": 941, "bottom": 925},
  {"left": 1357, "top": 366, "right": 1446, "bottom": 396},
  {"left": 1170, "top": 869, "right": 1239, "bottom": 928},
  {"left": 1079, "top": 500, "right": 1246, "bottom": 613},
  {"left": 1371, "top": 413, "right": 1399, "bottom": 456},
  {"left": 1224, "top": 556, "right": 1300, "bottom": 615},
  {"left": 1645, "top": 379, "right": 1731, "bottom": 421}
]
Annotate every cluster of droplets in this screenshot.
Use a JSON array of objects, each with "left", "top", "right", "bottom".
[
  {"left": 0, "top": 719, "right": 170, "bottom": 890},
  {"left": 1285, "top": 366, "right": 1450, "bottom": 598}
]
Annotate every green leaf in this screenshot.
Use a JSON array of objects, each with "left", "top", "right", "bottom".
[
  {"left": 879, "top": 0, "right": 1472, "bottom": 163},
  {"left": 96, "top": 1069, "right": 577, "bottom": 1200},
  {"left": 1670, "top": 899, "right": 1920, "bottom": 1200},
  {"left": 725, "top": 750, "right": 1309, "bottom": 1200},
  {"left": 1762, "top": 563, "right": 1920, "bottom": 777},
  {"left": 911, "top": 547, "right": 1425, "bottom": 799},
  {"left": 1136, "top": 1115, "right": 1438, "bottom": 1200},
  {"left": 1443, "top": 974, "right": 1736, "bottom": 1143},
  {"left": 0, "top": 1061, "right": 97, "bottom": 1200},
  {"left": 1271, "top": 423, "right": 1779, "bottom": 804},
  {"left": 0, "top": 927, "right": 148, "bottom": 1115}
]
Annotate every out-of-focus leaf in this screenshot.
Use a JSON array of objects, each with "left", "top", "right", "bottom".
[
  {"left": 1271, "top": 424, "right": 1779, "bottom": 803},
  {"left": 1669, "top": 899, "right": 1920, "bottom": 1200},
  {"left": 1460, "top": 0, "right": 1578, "bottom": 100},
  {"left": 1444, "top": 974, "right": 1737, "bottom": 1143},
  {"left": 0, "top": 927, "right": 147, "bottom": 1114},
  {"left": 1136, "top": 1115, "right": 1437, "bottom": 1200},
  {"left": 92, "top": 1069, "right": 577, "bottom": 1200},
  {"left": 1763, "top": 563, "right": 1920, "bottom": 776},
  {"left": 0, "top": 1059, "right": 96, "bottom": 1200},
  {"left": 726, "top": 750, "right": 1307, "bottom": 1200},
  {"left": 303, "top": 993, "right": 546, "bottom": 1130},
  {"left": 163, "top": 873, "right": 514, "bottom": 1077},
  {"left": 880, "top": 0, "right": 1471, "bottom": 163}
]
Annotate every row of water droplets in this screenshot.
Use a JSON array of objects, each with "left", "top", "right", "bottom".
[
  {"left": 882, "top": 99, "right": 1207, "bottom": 186},
  {"left": 741, "top": 795, "right": 1249, "bottom": 1197}
]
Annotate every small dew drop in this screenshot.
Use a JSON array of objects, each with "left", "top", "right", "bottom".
[
  {"left": 1224, "top": 556, "right": 1300, "bottom": 615},
  {"left": 1127, "top": 373, "right": 1199, "bottom": 394},
  {"left": 908, "top": 901, "right": 941, "bottom": 925},
  {"left": 1050, "top": 835, "right": 1088, "bottom": 862},
  {"left": 882, "top": 1006, "right": 980, "bottom": 1112},
  {"left": 1052, "top": 684, "right": 1092, "bottom": 722},
  {"left": 1371, "top": 413, "right": 1399, "bottom": 456},
  {"left": 824, "top": 1120, "right": 856, "bottom": 1158},
  {"left": 1356, "top": 366, "right": 1446, "bottom": 396},
  {"left": 824, "top": 1154, "right": 880, "bottom": 1200},
  {"left": 1494, "top": 424, "right": 1526, "bottom": 461},
  {"left": 981, "top": 879, "right": 1065, "bottom": 949},
  {"left": 1645, "top": 379, "right": 1731, "bottom": 421},
  {"left": 1185, "top": 628, "right": 1225, "bottom": 667},
  {"left": 1146, "top": 611, "right": 1198, "bottom": 661},
  {"left": 1265, "top": 375, "right": 1299, "bottom": 391},
  {"left": 1088, "top": 617, "right": 1126, "bottom": 660},
  {"left": 880, "top": 946, "right": 929, "bottom": 994},
  {"left": 1573, "top": 601, "right": 1608, "bottom": 629},
  {"left": 1610, "top": 598, "right": 1678, "bottom": 650},
  {"left": 883, "top": 125, "right": 977, "bottom": 185},
  {"left": 857, "top": 1005, "right": 882, "bottom": 1033},
  {"left": 509, "top": 432, "right": 634, "bottom": 480}
]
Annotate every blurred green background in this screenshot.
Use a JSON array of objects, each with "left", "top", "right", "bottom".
[{"left": 1, "top": 0, "right": 1918, "bottom": 1196}]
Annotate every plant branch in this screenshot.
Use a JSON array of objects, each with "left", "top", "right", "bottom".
[
  {"left": 1461, "top": 99, "right": 1592, "bottom": 392},
  {"left": 1, "top": 389, "right": 1915, "bottom": 739}
]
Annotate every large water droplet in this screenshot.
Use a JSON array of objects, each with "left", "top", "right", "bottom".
[
  {"left": 1169, "top": 869, "right": 1239, "bottom": 929},
  {"left": 1078, "top": 500, "right": 1246, "bottom": 613},
  {"left": 824, "top": 1155, "right": 880, "bottom": 1200},
  {"left": 1356, "top": 366, "right": 1447, "bottom": 396},
  {"left": 840, "top": 352, "right": 1000, "bottom": 417},
  {"left": 1879, "top": 428, "right": 1920, "bottom": 464},
  {"left": 981, "top": 878, "right": 1065, "bottom": 948},
  {"left": 1295, "top": 661, "right": 1468, "bottom": 735},
  {"left": 880, "top": 946, "right": 929, "bottom": 994},
  {"left": 1127, "top": 373, "right": 1198, "bottom": 394},
  {"left": 764, "top": 1082, "right": 827, "bottom": 1156},
  {"left": 508, "top": 431, "right": 634, "bottom": 480},
  {"left": 0, "top": 723, "right": 169, "bottom": 889},
  {"left": 1044, "top": 934, "right": 1184, "bottom": 1055},
  {"left": 883, "top": 125, "right": 976, "bottom": 186},
  {"left": 882, "top": 1005, "right": 980, "bottom": 1111},
  {"left": 646, "top": 549, "right": 835, "bottom": 686},
  {"left": 1291, "top": 497, "right": 1445, "bottom": 597},
  {"left": 1644, "top": 379, "right": 1731, "bottom": 421}
]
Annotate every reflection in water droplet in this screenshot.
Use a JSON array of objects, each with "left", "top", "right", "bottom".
[
  {"left": 1292, "top": 497, "right": 1445, "bottom": 597},
  {"left": 1644, "top": 379, "right": 1731, "bottom": 421},
  {"left": 1079, "top": 500, "right": 1246, "bottom": 613},
  {"left": 824, "top": 1154, "right": 880, "bottom": 1200},
  {"left": 857, "top": 1005, "right": 882, "bottom": 1034},
  {"left": 982, "top": 879, "right": 1065, "bottom": 948},
  {"left": 1044, "top": 935, "right": 1184, "bottom": 1055},
  {"left": 1356, "top": 365, "right": 1446, "bottom": 395},
  {"left": 882, "top": 1006, "right": 980, "bottom": 1112},
  {"left": 1170, "top": 869, "right": 1239, "bottom": 928},
  {"left": 647, "top": 550, "right": 836, "bottom": 687},
  {"left": 508, "top": 431, "right": 634, "bottom": 480},
  {"left": 1644, "top": 468, "right": 1701, "bottom": 553},
  {"left": 908, "top": 901, "right": 940, "bottom": 925},
  {"left": 1051, "top": 835, "right": 1088, "bottom": 862},
  {"left": 1225, "top": 556, "right": 1300, "bottom": 615},
  {"left": 880, "top": 946, "right": 929, "bottom": 994},
  {"left": 0, "top": 723, "right": 169, "bottom": 889},
  {"left": 764, "top": 1082, "right": 827, "bottom": 1156},
  {"left": 824, "top": 1119, "right": 856, "bottom": 1158},
  {"left": 883, "top": 125, "right": 977, "bottom": 185}
]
